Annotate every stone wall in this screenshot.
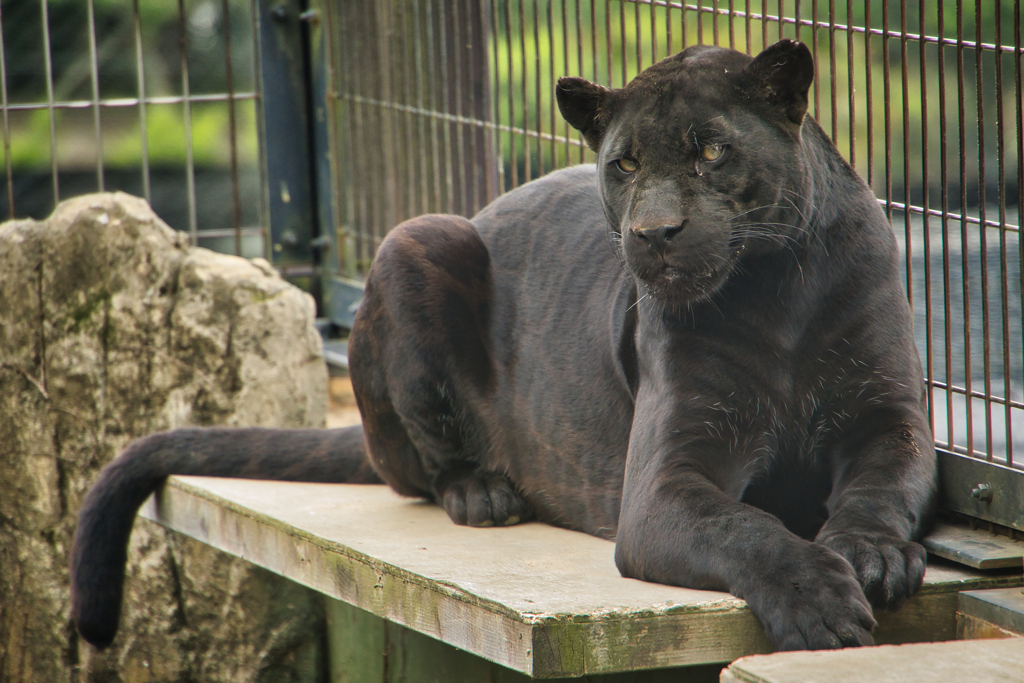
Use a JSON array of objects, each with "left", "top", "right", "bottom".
[{"left": 0, "top": 193, "right": 329, "bottom": 682}]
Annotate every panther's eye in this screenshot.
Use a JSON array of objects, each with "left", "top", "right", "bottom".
[
  {"left": 701, "top": 143, "right": 726, "bottom": 162},
  {"left": 615, "top": 157, "right": 639, "bottom": 174}
]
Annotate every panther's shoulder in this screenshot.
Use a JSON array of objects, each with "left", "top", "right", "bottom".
[{"left": 472, "top": 165, "right": 604, "bottom": 234}]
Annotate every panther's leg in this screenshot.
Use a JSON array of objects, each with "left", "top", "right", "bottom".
[
  {"left": 614, "top": 393, "right": 876, "bottom": 652},
  {"left": 349, "top": 215, "right": 531, "bottom": 527},
  {"left": 433, "top": 467, "right": 532, "bottom": 527},
  {"left": 814, "top": 413, "right": 937, "bottom": 611}
]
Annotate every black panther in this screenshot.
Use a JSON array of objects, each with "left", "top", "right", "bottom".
[{"left": 72, "top": 40, "right": 937, "bottom": 652}]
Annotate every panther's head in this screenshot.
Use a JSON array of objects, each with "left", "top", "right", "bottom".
[{"left": 557, "top": 40, "right": 815, "bottom": 306}]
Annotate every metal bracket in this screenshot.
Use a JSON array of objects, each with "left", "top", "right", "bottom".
[{"left": 937, "top": 449, "right": 1024, "bottom": 532}]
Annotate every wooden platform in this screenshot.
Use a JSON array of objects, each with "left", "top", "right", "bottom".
[{"left": 139, "top": 477, "right": 1024, "bottom": 679}]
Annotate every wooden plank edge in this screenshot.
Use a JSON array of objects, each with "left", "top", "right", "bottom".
[
  {"left": 139, "top": 477, "right": 537, "bottom": 675},
  {"left": 139, "top": 477, "right": 771, "bottom": 677},
  {"left": 135, "top": 477, "right": 1024, "bottom": 678}
]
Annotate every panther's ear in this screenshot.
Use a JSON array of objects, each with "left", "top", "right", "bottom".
[
  {"left": 743, "top": 39, "right": 814, "bottom": 125},
  {"left": 556, "top": 77, "right": 614, "bottom": 152}
]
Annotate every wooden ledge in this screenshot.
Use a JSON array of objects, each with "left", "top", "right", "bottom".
[
  {"left": 139, "top": 477, "right": 1023, "bottom": 679},
  {"left": 721, "top": 636, "right": 1024, "bottom": 683}
]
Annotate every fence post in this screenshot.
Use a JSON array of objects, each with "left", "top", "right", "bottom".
[{"left": 256, "top": 0, "right": 320, "bottom": 299}]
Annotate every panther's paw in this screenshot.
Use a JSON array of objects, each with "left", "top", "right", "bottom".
[
  {"left": 436, "top": 469, "right": 531, "bottom": 528},
  {"left": 743, "top": 541, "right": 876, "bottom": 651},
  {"left": 817, "top": 532, "right": 926, "bottom": 611}
]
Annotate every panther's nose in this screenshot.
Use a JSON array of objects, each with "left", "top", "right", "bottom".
[{"left": 633, "top": 222, "right": 685, "bottom": 254}]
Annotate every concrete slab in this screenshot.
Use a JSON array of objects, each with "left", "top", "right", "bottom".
[
  {"left": 923, "top": 522, "right": 1024, "bottom": 569},
  {"left": 720, "top": 637, "right": 1024, "bottom": 683},
  {"left": 139, "top": 477, "right": 1023, "bottom": 679}
]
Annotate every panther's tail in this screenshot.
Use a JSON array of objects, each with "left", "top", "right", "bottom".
[{"left": 70, "top": 425, "right": 380, "bottom": 649}]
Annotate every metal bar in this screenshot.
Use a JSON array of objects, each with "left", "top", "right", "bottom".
[
  {"left": 221, "top": 0, "right": 244, "bottom": 255},
  {"left": 811, "top": 0, "right": 819, "bottom": 119},
  {"left": 328, "top": 0, "right": 348, "bottom": 271},
  {"left": 727, "top": 0, "right": 734, "bottom": 49},
  {"left": 333, "top": 0, "right": 357, "bottom": 274},
  {"left": 584, "top": 0, "right": 594, "bottom": 163},
  {"left": 994, "top": 0, "right": 1013, "bottom": 467},
  {"left": 320, "top": 0, "right": 346, "bottom": 274},
  {"left": 636, "top": 0, "right": 643, "bottom": 70},
  {"left": 349, "top": 1, "right": 368, "bottom": 268},
  {"left": 828, "top": 0, "right": 836, "bottom": 143},
  {"left": 336, "top": 94, "right": 586, "bottom": 148},
  {"left": 938, "top": 0, "right": 956, "bottom": 449},
  {"left": 793, "top": 0, "right": 801, "bottom": 47},
  {"left": 425, "top": 0, "right": 440, "bottom": 208},
  {"left": 520, "top": 0, "right": 530, "bottom": 179},
  {"left": 919, "top": 0, "right": 935, "bottom": 436},
  {"left": 505, "top": 0, "right": 517, "bottom": 189},
  {"left": 490, "top": 0, "right": 505, "bottom": 196},
  {"left": 620, "top": 0, "right": 627, "bottom": 85},
  {"left": 426, "top": 0, "right": 443, "bottom": 210},
  {"left": 573, "top": 0, "right": 582, "bottom": 164},
  {"left": 929, "top": 380, "right": 1024, "bottom": 411},
  {"left": 711, "top": 0, "right": 718, "bottom": 46},
  {"left": 133, "top": 0, "right": 151, "bottom": 203},
  {"left": 250, "top": 0, "right": 269, "bottom": 260},
  {"left": 452, "top": 0, "right": 468, "bottom": 214},
  {"left": 620, "top": 0, "right": 1024, "bottom": 56},
  {"left": 653, "top": 0, "right": 660, "bottom": 59},
  {"left": 535, "top": 0, "right": 544, "bottom": 177},
  {"left": 757, "top": 0, "right": 763, "bottom": 51},
  {"left": 864, "top": 0, "right": 873, "bottom": 187},
  {"left": 956, "top": 0, "right": 975, "bottom": 456},
  {"left": 667, "top": 0, "right": 673, "bottom": 55},
  {"left": 1015, "top": 0, "right": 1023, "bottom": 467},
  {"left": 87, "top": 0, "right": 103, "bottom": 192},
  {"left": 900, "top": 1, "right": 912, "bottom": 313},
  {"left": 882, "top": 0, "right": 892, "bottom": 223},
  {"left": 694, "top": 0, "right": 703, "bottom": 49},
  {"left": 554, "top": 0, "right": 562, "bottom": 175},
  {"left": 401, "top": 0, "right": 416, "bottom": 221},
  {"left": 0, "top": 2, "right": 14, "bottom": 219},
  {"left": 556, "top": 0, "right": 566, "bottom": 170},
  {"left": 845, "top": 0, "right": 854, "bottom": 168},
  {"left": 607, "top": 0, "right": 613, "bottom": 85},
  {"left": 0, "top": 92, "right": 276, "bottom": 112},
  {"left": 743, "top": 0, "right": 749, "bottom": 53},
  {"left": 975, "top": 0, "right": 994, "bottom": 459},
  {"left": 177, "top": 0, "right": 198, "bottom": 243},
  {"left": 380, "top": 1, "right": 398, "bottom": 237},
  {"left": 40, "top": 0, "right": 59, "bottom": 204},
  {"left": 193, "top": 226, "right": 265, "bottom": 239}
]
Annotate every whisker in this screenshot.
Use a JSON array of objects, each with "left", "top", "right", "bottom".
[
  {"left": 727, "top": 204, "right": 783, "bottom": 221},
  {"left": 626, "top": 293, "right": 650, "bottom": 313}
]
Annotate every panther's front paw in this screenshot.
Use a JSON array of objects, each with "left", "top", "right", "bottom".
[
  {"left": 817, "top": 532, "right": 926, "bottom": 611},
  {"left": 743, "top": 541, "right": 876, "bottom": 651},
  {"left": 435, "top": 469, "right": 532, "bottom": 528}
]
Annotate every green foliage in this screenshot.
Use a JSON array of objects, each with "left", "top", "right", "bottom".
[
  {"left": 104, "top": 101, "right": 259, "bottom": 168},
  {"left": 485, "top": 0, "right": 1019, "bottom": 193},
  {"left": 0, "top": 0, "right": 258, "bottom": 170}
]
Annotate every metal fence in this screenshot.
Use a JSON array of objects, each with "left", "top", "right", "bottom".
[
  {"left": 0, "top": 0, "right": 265, "bottom": 257},
  {"left": 320, "top": 0, "right": 1023, "bottom": 485},
  {"left": 2, "top": 1, "right": 1022, "bottom": 521}
]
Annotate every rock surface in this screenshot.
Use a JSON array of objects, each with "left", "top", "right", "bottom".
[{"left": 0, "top": 193, "right": 329, "bottom": 682}]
